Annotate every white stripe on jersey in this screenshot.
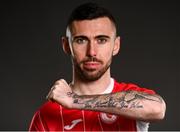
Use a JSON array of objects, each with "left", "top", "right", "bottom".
[
  {"left": 60, "top": 105, "right": 65, "bottom": 132},
  {"left": 136, "top": 121, "right": 149, "bottom": 132},
  {"left": 82, "top": 110, "right": 86, "bottom": 132},
  {"left": 98, "top": 114, "right": 104, "bottom": 131},
  {"left": 38, "top": 111, "right": 45, "bottom": 131}
]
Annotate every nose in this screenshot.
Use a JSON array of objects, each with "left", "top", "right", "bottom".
[{"left": 86, "top": 42, "right": 97, "bottom": 57}]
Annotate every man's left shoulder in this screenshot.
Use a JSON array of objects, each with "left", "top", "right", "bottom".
[{"left": 113, "top": 79, "right": 155, "bottom": 94}]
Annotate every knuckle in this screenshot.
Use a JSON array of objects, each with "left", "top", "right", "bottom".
[
  {"left": 60, "top": 79, "right": 66, "bottom": 83},
  {"left": 48, "top": 92, "right": 54, "bottom": 100},
  {"left": 55, "top": 80, "right": 60, "bottom": 85},
  {"left": 53, "top": 85, "right": 58, "bottom": 89},
  {"left": 55, "top": 79, "right": 66, "bottom": 85}
]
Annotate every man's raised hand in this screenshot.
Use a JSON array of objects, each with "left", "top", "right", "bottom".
[{"left": 46, "top": 79, "right": 75, "bottom": 109}]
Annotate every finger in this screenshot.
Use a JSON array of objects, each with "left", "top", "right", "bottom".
[
  {"left": 46, "top": 93, "right": 55, "bottom": 102},
  {"left": 60, "top": 79, "right": 66, "bottom": 83},
  {"left": 46, "top": 87, "right": 54, "bottom": 100},
  {"left": 55, "top": 79, "right": 66, "bottom": 85},
  {"left": 60, "top": 79, "right": 70, "bottom": 88}
]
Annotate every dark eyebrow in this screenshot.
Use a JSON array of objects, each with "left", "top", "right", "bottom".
[
  {"left": 73, "top": 35, "right": 88, "bottom": 40},
  {"left": 95, "top": 35, "right": 110, "bottom": 39},
  {"left": 72, "top": 35, "right": 110, "bottom": 41}
]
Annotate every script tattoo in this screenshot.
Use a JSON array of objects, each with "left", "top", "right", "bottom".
[{"left": 69, "top": 90, "right": 163, "bottom": 110}]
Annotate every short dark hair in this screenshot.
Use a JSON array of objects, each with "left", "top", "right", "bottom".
[{"left": 67, "top": 2, "right": 117, "bottom": 31}]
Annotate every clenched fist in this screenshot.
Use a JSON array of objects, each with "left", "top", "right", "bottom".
[{"left": 46, "top": 79, "right": 76, "bottom": 109}]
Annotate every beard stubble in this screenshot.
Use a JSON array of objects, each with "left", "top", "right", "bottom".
[{"left": 72, "top": 56, "right": 112, "bottom": 82}]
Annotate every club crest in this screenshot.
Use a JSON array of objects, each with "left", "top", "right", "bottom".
[{"left": 100, "top": 113, "right": 118, "bottom": 124}]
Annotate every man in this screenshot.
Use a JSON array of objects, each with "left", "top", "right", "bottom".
[{"left": 29, "top": 2, "right": 166, "bottom": 131}]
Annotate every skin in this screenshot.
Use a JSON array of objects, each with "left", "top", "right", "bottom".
[{"left": 47, "top": 17, "right": 166, "bottom": 121}]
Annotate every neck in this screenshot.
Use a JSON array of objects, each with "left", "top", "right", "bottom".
[{"left": 71, "top": 68, "right": 111, "bottom": 95}]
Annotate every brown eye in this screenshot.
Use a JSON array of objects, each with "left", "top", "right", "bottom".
[
  {"left": 75, "top": 38, "right": 88, "bottom": 44},
  {"left": 97, "top": 38, "right": 107, "bottom": 44}
]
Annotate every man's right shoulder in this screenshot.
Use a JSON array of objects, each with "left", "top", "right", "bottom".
[
  {"left": 38, "top": 101, "right": 60, "bottom": 114},
  {"left": 29, "top": 101, "right": 63, "bottom": 131}
]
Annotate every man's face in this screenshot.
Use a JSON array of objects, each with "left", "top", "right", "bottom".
[{"left": 66, "top": 17, "right": 120, "bottom": 81}]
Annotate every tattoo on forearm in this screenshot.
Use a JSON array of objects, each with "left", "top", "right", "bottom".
[{"left": 67, "top": 90, "right": 163, "bottom": 110}]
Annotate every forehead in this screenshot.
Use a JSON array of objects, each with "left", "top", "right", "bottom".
[{"left": 69, "top": 17, "right": 116, "bottom": 37}]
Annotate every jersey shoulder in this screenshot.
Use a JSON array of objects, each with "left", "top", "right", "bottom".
[
  {"left": 113, "top": 80, "right": 155, "bottom": 94},
  {"left": 39, "top": 101, "right": 60, "bottom": 114},
  {"left": 29, "top": 101, "right": 62, "bottom": 131}
]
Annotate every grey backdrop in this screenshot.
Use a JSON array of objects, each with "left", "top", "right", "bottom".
[{"left": 0, "top": 0, "right": 179, "bottom": 130}]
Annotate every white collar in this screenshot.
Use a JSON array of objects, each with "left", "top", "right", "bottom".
[{"left": 101, "top": 78, "right": 114, "bottom": 94}]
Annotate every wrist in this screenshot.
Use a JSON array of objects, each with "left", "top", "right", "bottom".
[
  {"left": 69, "top": 93, "right": 85, "bottom": 110},
  {"left": 66, "top": 92, "right": 82, "bottom": 109}
]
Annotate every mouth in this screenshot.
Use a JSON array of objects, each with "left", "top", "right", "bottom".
[{"left": 83, "top": 61, "right": 100, "bottom": 70}]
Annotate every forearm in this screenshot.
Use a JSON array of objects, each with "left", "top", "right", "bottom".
[{"left": 68, "top": 91, "right": 166, "bottom": 121}]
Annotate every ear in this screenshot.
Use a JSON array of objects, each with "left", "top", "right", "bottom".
[
  {"left": 61, "top": 36, "right": 71, "bottom": 55},
  {"left": 113, "top": 36, "right": 120, "bottom": 56}
]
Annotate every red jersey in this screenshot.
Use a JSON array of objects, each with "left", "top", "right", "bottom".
[{"left": 29, "top": 79, "right": 155, "bottom": 131}]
